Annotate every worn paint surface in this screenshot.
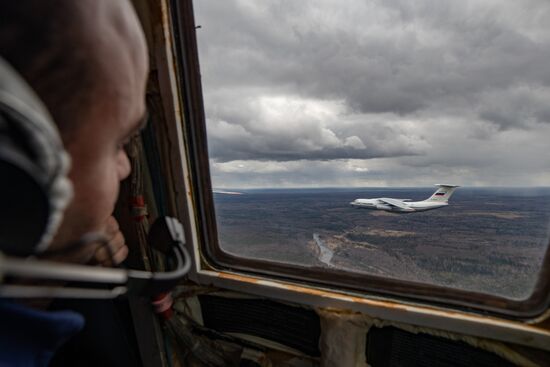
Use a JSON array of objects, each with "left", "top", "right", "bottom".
[
  {"left": 317, "top": 310, "right": 367, "bottom": 367},
  {"left": 316, "top": 308, "right": 539, "bottom": 367},
  {"left": 210, "top": 270, "right": 550, "bottom": 352}
]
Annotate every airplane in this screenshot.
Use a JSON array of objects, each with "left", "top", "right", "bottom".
[{"left": 350, "top": 184, "right": 460, "bottom": 213}]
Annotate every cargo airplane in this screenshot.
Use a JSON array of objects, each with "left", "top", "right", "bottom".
[{"left": 350, "top": 184, "right": 459, "bottom": 213}]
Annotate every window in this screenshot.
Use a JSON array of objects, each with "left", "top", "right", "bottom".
[{"left": 178, "top": 0, "right": 550, "bottom": 317}]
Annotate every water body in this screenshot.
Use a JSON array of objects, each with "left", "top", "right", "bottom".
[
  {"left": 313, "top": 233, "right": 334, "bottom": 267},
  {"left": 214, "top": 187, "right": 550, "bottom": 299}
]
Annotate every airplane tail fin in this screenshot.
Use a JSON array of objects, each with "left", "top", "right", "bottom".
[{"left": 425, "top": 184, "right": 460, "bottom": 202}]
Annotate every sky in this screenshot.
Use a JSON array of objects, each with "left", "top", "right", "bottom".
[{"left": 194, "top": 0, "right": 550, "bottom": 188}]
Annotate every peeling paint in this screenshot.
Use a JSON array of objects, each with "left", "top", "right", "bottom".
[{"left": 213, "top": 270, "right": 550, "bottom": 352}]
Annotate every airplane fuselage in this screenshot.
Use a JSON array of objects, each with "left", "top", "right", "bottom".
[{"left": 350, "top": 198, "right": 448, "bottom": 213}]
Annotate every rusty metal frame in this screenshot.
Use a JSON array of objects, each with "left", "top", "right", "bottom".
[{"left": 168, "top": 0, "right": 550, "bottom": 322}]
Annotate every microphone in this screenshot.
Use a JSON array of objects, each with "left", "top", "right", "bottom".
[{"left": 0, "top": 216, "right": 191, "bottom": 299}]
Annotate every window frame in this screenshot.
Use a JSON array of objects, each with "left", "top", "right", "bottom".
[{"left": 169, "top": 0, "right": 550, "bottom": 320}]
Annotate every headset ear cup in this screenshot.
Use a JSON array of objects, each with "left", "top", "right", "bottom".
[
  {"left": 0, "top": 57, "right": 73, "bottom": 256},
  {"left": 0, "top": 143, "right": 49, "bottom": 256}
]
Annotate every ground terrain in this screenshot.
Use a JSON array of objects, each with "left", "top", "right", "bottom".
[{"left": 213, "top": 188, "right": 550, "bottom": 299}]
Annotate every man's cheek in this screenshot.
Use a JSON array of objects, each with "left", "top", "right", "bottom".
[
  {"left": 94, "top": 166, "right": 124, "bottom": 229},
  {"left": 73, "top": 165, "right": 117, "bottom": 229}
]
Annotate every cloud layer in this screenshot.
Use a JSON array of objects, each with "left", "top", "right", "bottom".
[{"left": 195, "top": 0, "right": 550, "bottom": 187}]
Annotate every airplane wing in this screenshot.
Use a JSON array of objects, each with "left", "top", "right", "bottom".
[{"left": 379, "top": 197, "right": 411, "bottom": 210}]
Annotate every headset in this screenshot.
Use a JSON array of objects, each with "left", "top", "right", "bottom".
[{"left": 0, "top": 56, "right": 191, "bottom": 299}]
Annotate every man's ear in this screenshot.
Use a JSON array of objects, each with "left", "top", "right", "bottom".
[{"left": 0, "top": 57, "right": 73, "bottom": 257}]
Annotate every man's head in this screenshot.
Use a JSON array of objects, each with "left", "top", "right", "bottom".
[{"left": 0, "top": 0, "right": 148, "bottom": 253}]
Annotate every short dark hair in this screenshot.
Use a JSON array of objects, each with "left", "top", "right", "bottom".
[{"left": 0, "top": 1, "right": 95, "bottom": 137}]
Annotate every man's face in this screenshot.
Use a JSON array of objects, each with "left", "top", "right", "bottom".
[{"left": 48, "top": 0, "right": 148, "bottom": 256}]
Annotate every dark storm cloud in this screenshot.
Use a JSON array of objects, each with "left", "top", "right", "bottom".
[
  {"left": 478, "top": 86, "right": 550, "bottom": 129},
  {"left": 208, "top": 136, "right": 418, "bottom": 163},
  {"left": 197, "top": 0, "right": 550, "bottom": 120}
]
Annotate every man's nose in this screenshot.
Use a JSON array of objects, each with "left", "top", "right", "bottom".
[{"left": 118, "top": 151, "right": 131, "bottom": 181}]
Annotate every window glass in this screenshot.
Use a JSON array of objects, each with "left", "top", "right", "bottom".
[{"left": 194, "top": 1, "right": 550, "bottom": 300}]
